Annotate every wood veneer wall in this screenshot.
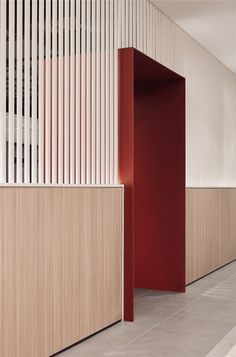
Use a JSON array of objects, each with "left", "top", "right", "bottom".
[
  {"left": 0, "top": 186, "right": 123, "bottom": 357},
  {"left": 186, "top": 188, "right": 236, "bottom": 284}
]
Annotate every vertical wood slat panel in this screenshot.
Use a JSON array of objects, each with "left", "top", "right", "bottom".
[
  {"left": 0, "top": 186, "right": 123, "bottom": 356},
  {"left": 16, "top": 0, "right": 23, "bottom": 183},
  {"left": 52, "top": 0, "right": 58, "bottom": 184},
  {"left": 31, "top": 1, "right": 37, "bottom": 183},
  {"left": 75, "top": 0, "right": 81, "bottom": 184},
  {"left": 100, "top": 0, "right": 105, "bottom": 184},
  {"left": 0, "top": 0, "right": 6, "bottom": 183},
  {"left": 129, "top": 0, "right": 133, "bottom": 47},
  {"left": 113, "top": 0, "right": 119, "bottom": 183},
  {"left": 109, "top": 0, "right": 114, "bottom": 184},
  {"left": 125, "top": 0, "right": 129, "bottom": 47},
  {"left": 81, "top": 0, "right": 86, "bottom": 184},
  {"left": 8, "top": 0, "right": 15, "bottom": 183},
  {"left": 24, "top": 0, "right": 30, "bottom": 183},
  {"left": 38, "top": 0, "right": 44, "bottom": 183},
  {"left": 186, "top": 188, "right": 236, "bottom": 284},
  {"left": 86, "top": 0, "right": 91, "bottom": 184},
  {"left": 70, "top": 0, "right": 75, "bottom": 183},
  {"left": 132, "top": 0, "right": 136, "bottom": 49},
  {"left": 64, "top": 0, "right": 70, "bottom": 184},
  {"left": 96, "top": 0, "right": 101, "bottom": 184},
  {"left": 91, "top": 0, "right": 96, "bottom": 184},
  {"left": 45, "top": 0, "right": 51, "bottom": 183},
  {"left": 121, "top": 0, "right": 125, "bottom": 49},
  {"left": 105, "top": 0, "right": 110, "bottom": 184},
  {"left": 58, "top": 0, "right": 64, "bottom": 184}
]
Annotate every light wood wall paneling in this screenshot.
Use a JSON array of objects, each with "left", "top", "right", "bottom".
[
  {"left": 229, "top": 189, "right": 236, "bottom": 262},
  {"left": 0, "top": 187, "right": 123, "bottom": 357},
  {"left": 186, "top": 188, "right": 236, "bottom": 284}
]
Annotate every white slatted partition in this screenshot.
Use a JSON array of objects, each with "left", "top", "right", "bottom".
[
  {"left": 81, "top": 0, "right": 86, "bottom": 184},
  {"left": 0, "top": 0, "right": 6, "bottom": 183},
  {"left": 38, "top": 0, "right": 45, "bottom": 184},
  {"left": 24, "top": 0, "right": 30, "bottom": 183},
  {"left": 100, "top": 0, "right": 105, "bottom": 184},
  {"left": 91, "top": 0, "right": 96, "bottom": 184},
  {"left": 75, "top": 0, "right": 81, "bottom": 184},
  {"left": 45, "top": 0, "right": 51, "bottom": 183},
  {"left": 52, "top": 0, "right": 58, "bottom": 184},
  {"left": 8, "top": 0, "right": 15, "bottom": 183},
  {"left": 70, "top": 0, "right": 75, "bottom": 184},
  {"left": 96, "top": 0, "right": 101, "bottom": 184},
  {"left": 58, "top": 0, "right": 64, "bottom": 184},
  {"left": 64, "top": 0, "right": 69, "bottom": 184},
  {"left": 16, "top": 0, "right": 23, "bottom": 183},
  {"left": 86, "top": 0, "right": 91, "bottom": 184},
  {"left": 32, "top": 1, "right": 37, "bottom": 183},
  {"left": 1, "top": 0, "right": 236, "bottom": 186}
]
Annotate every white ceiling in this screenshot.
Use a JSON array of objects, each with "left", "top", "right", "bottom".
[{"left": 155, "top": 0, "right": 236, "bottom": 74}]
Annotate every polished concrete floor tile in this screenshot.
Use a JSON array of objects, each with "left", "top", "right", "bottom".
[
  {"left": 178, "top": 298, "right": 236, "bottom": 323},
  {"left": 156, "top": 314, "right": 235, "bottom": 342},
  {"left": 206, "top": 326, "right": 236, "bottom": 357},
  {"left": 119, "top": 329, "right": 216, "bottom": 357},
  {"left": 58, "top": 260, "right": 236, "bottom": 357}
]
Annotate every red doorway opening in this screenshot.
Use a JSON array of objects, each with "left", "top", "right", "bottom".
[{"left": 118, "top": 48, "right": 185, "bottom": 321}]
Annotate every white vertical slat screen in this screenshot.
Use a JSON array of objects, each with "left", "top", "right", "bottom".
[
  {"left": 1, "top": 0, "right": 236, "bottom": 186},
  {"left": 0, "top": 0, "right": 6, "bottom": 183},
  {"left": 38, "top": 0, "right": 44, "bottom": 184},
  {"left": 31, "top": 1, "right": 37, "bottom": 183},
  {"left": 45, "top": 0, "right": 51, "bottom": 183},
  {"left": 16, "top": 0, "right": 23, "bottom": 183},
  {"left": 70, "top": 0, "right": 75, "bottom": 184},
  {"left": 81, "top": 0, "right": 86, "bottom": 184},
  {"left": 100, "top": 0, "right": 105, "bottom": 184},
  {"left": 86, "top": 0, "right": 91, "bottom": 184},
  {"left": 8, "top": 0, "right": 14, "bottom": 183},
  {"left": 64, "top": 0, "right": 69, "bottom": 184},
  {"left": 75, "top": 0, "right": 81, "bottom": 184},
  {"left": 58, "top": 0, "right": 64, "bottom": 184},
  {"left": 52, "top": 0, "right": 58, "bottom": 184},
  {"left": 91, "top": 0, "right": 96, "bottom": 184},
  {"left": 96, "top": 0, "right": 101, "bottom": 184},
  {"left": 24, "top": 0, "right": 30, "bottom": 183},
  {"left": 105, "top": 0, "right": 110, "bottom": 184}
]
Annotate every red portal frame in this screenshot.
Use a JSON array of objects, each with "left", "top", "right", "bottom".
[{"left": 118, "top": 48, "right": 185, "bottom": 321}]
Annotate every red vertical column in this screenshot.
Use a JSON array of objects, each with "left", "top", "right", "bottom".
[{"left": 118, "top": 49, "right": 135, "bottom": 321}]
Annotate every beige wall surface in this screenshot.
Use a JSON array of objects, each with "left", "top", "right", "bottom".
[
  {"left": 0, "top": 187, "right": 123, "bottom": 357},
  {"left": 186, "top": 188, "right": 236, "bottom": 284}
]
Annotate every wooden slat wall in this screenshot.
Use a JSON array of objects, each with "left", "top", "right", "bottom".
[
  {"left": 1, "top": 0, "right": 236, "bottom": 187},
  {"left": 0, "top": 187, "right": 123, "bottom": 357},
  {"left": 186, "top": 188, "right": 236, "bottom": 284}
]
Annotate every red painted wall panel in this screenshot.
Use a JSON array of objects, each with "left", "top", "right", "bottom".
[
  {"left": 134, "top": 81, "right": 185, "bottom": 292},
  {"left": 118, "top": 49, "right": 135, "bottom": 322},
  {"left": 119, "top": 48, "right": 185, "bottom": 321}
]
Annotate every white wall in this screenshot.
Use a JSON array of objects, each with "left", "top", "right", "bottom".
[{"left": 1, "top": 0, "right": 236, "bottom": 186}]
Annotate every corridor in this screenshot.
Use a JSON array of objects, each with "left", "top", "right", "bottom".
[{"left": 59, "top": 261, "right": 236, "bottom": 357}]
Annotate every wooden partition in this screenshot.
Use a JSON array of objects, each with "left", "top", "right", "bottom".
[
  {"left": 186, "top": 188, "right": 236, "bottom": 284},
  {"left": 0, "top": 186, "right": 123, "bottom": 357}
]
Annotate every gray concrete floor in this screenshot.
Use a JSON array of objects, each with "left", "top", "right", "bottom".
[{"left": 58, "top": 261, "right": 236, "bottom": 357}]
